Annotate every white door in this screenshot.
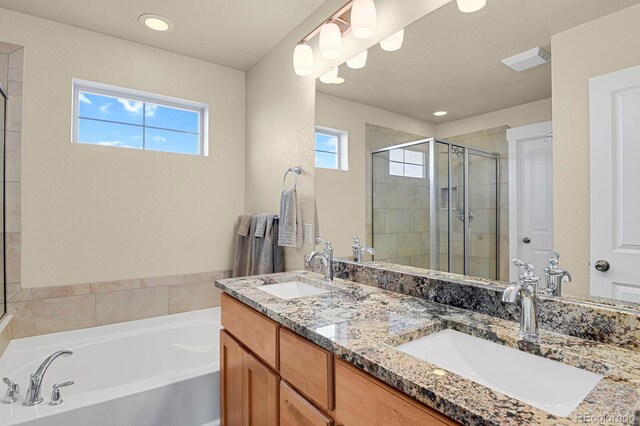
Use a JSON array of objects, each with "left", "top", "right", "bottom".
[
  {"left": 507, "top": 122, "right": 554, "bottom": 282},
  {"left": 590, "top": 65, "right": 640, "bottom": 302}
]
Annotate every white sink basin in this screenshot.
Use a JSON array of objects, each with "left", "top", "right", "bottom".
[
  {"left": 257, "top": 281, "right": 329, "bottom": 300},
  {"left": 395, "top": 329, "right": 602, "bottom": 417}
]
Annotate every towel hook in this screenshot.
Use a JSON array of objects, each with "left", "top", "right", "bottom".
[{"left": 283, "top": 166, "right": 303, "bottom": 190}]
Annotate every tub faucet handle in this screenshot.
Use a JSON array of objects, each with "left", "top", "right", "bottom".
[
  {"left": 49, "top": 381, "right": 74, "bottom": 406},
  {"left": 2, "top": 377, "right": 19, "bottom": 404}
]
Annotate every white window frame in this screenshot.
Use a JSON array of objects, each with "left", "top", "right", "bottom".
[
  {"left": 315, "top": 126, "right": 348, "bottom": 171},
  {"left": 72, "top": 78, "right": 209, "bottom": 156}
]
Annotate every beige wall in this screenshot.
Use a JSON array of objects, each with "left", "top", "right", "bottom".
[
  {"left": 0, "top": 8, "right": 245, "bottom": 287},
  {"left": 245, "top": 0, "right": 451, "bottom": 270},
  {"left": 552, "top": 3, "right": 640, "bottom": 295},
  {"left": 315, "top": 93, "right": 435, "bottom": 257},
  {"left": 437, "top": 98, "right": 552, "bottom": 139}
]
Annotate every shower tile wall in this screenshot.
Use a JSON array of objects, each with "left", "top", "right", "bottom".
[
  {"left": 447, "top": 126, "right": 509, "bottom": 281},
  {"left": 0, "top": 44, "right": 23, "bottom": 319},
  {"left": 366, "top": 124, "right": 429, "bottom": 268}
]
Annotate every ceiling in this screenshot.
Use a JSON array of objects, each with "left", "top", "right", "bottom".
[
  {"left": 0, "top": 0, "right": 326, "bottom": 71},
  {"left": 318, "top": 0, "right": 640, "bottom": 124}
]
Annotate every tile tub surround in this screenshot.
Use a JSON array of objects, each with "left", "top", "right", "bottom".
[
  {"left": 0, "top": 315, "right": 11, "bottom": 358},
  {"left": 5, "top": 270, "right": 230, "bottom": 339},
  {"left": 215, "top": 271, "right": 640, "bottom": 425},
  {"left": 305, "top": 259, "right": 640, "bottom": 353}
]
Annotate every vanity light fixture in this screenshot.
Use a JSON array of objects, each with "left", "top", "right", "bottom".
[
  {"left": 138, "top": 14, "right": 174, "bottom": 32},
  {"left": 456, "top": 0, "right": 487, "bottom": 13},
  {"left": 319, "top": 21, "right": 343, "bottom": 60},
  {"left": 433, "top": 111, "right": 448, "bottom": 117},
  {"left": 380, "top": 29, "right": 404, "bottom": 52},
  {"left": 351, "top": 0, "right": 377, "bottom": 39},
  {"left": 319, "top": 67, "right": 339, "bottom": 84},
  {"left": 346, "top": 50, "right": 368, "bottom": 69},
  {"left": 293, "top": 43, "right": 314, "bottom": 76}
]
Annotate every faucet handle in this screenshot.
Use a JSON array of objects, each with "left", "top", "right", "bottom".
[
  {"left": 49, "top": 381, "right": 74, "bottom": 406},
  {"left": 513, "top": 258, "right": 534, "bottom": 272},
  {"left": 352, "top": 235, "right": 360, "bottom": 247},
  {"left": 315, "top": 237, "right": 333, "bottom": 250},
  {"left": 2, "top": 377, "right": 19, "bottom": 404}
]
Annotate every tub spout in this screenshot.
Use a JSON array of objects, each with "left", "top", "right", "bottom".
[{"left": 23, "top": 350, "right": 73, "bottom": 406}]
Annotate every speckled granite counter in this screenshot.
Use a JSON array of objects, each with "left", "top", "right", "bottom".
[{"left": 216, "top": 271, "right": 640, "bottom": 426}]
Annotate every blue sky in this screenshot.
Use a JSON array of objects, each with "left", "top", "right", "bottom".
[
  {"left": 78, "top": 92, "right": 200, "bottom": 155},
  {"left": 315, "top": 132, "right": 338, "bottom": 169}
]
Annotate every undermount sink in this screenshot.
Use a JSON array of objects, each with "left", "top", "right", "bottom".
[
  {"left": 395, "top": 329, "right": 603, "bottom": 417},
  {"left": 257, "top": 281, "right": 329, "bottom": 300}
]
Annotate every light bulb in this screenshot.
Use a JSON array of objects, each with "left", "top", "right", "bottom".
[
  {"left": 351, "top": 0, "right": 377, "bottom": 39},
  {"left": 293, "top": 43, "right": 314, "bottom": 76},
  {"left": 319, "top": 22, "right": 342, "bottom": 60},
  {"left": 380, "top": 29, "right": 404, "bottom": 52},
  {"left": 346, "top": 50, "right": 368, "bottom": 69},
  {"left": 319, "top": 67, "right": 339, "bottom": 84},
  {"left": 456, "top": 0, "right": 486, "bottom": 13}
]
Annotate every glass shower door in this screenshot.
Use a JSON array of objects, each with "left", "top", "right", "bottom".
[{"left": 0, "top": 87, "right": 6, "bottom": 318}]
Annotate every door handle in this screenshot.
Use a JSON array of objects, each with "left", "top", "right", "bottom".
[
  {"left": 522, "top": 237, "right": 531, "bottom": 244},
  {"left": 594, "top": 260, "right": 610, "bottom": 272}
]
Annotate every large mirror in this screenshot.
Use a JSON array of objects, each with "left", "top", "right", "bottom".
[{"left": 314, "top": 0, "right": 640, "bottom": 304}]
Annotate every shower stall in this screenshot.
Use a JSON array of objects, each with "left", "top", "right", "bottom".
[{"left": 371, "top": 137, "right": 500, "bottom": 279}]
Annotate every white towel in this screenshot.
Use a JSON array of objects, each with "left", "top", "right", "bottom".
[{"left": 278, "top": 188, "right": 303, "bottom": 248}]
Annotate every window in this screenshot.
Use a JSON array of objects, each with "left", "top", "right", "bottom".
[
  {"left": 315, "top": 126, "right": 348, "bottom": 170},
  {"left": 72, "top": 79, "right": 208, "bottom": 156},
  {"left": 389, "top": 148, "right": 425, "bottom": 178}
]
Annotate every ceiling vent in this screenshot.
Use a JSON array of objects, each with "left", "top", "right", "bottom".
[{"left": 501, "top": 47, "right": 551, "bottom": 72}]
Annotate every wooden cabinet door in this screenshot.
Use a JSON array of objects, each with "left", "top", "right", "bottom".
[
  {"left": 280, "top": 381, "right": 333, "bottom": 426},
  {"left": 221, "top": 330, "right": 244, "bottom": 426},
  {"left": 243, "top": 350, "right": 279, "bottom": 426}
]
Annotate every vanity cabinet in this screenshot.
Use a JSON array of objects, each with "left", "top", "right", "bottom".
[{"left": 220, "top": 294, "right": 458, "bottom": 426}]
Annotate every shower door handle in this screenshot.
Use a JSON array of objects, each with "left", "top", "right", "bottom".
[{"left": 522, "top": 237, "right": 531, "bottom": 244}]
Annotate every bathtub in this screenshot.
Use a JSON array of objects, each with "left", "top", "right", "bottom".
[{"left": 0, "top": 308, "right": 221, "bottom": 426}]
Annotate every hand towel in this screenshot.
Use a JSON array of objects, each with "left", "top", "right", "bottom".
[
  {"left": 278, "top": 188, "right": 303, "bottom": 248},
  {"left": 237, "top": 214, "right": 252, "bottom": 237},
  {"left": 254, "top": 213, "right": 270, "bottom": 238}
]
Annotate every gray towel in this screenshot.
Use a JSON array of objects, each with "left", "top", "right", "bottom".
[
  {"left": 251, "top": 214, "right": 284, "bottom": 275},
  {"left": 233, "top": 215, "right": 257, "bottom": 277},
  {"left": 278, "top": 188, "right": 303, "bottom": 248},
  {"left": 254, "top": 213, "right": 270, "bottom": 238}
]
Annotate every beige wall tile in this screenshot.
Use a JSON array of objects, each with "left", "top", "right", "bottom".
[
  {"left": 169, "top": 282, "right": 221, "bottom": 314},
  {"left": 0, "top": 317, "right": 11, "bottom": 358},
  {"left": 96, "top": 287, "right": 168, "bottom": 325},
  {"left": 6, "top": 283, "right": 30, "bottom": 302},
  {"left": 142, "top": 274, "right": 185, "bottom": 287},
  {"left": 410, "top": 210, "right": 429, "bottom": 233},
  {"left": 31, "top": 283, "right": 90, "bottom": 300},
  {"left": 384, "top": 209, "right": 410, "bottom": 234},
  {"left": 398, "top": 233, "right": 422, "bottom": 257},
  {"left": 6, "top": 81, "right": 22, "bottom": 132},
  {"left": 8, "top": 294, "right": 96, "bottom": 338},
  {"left": 0, "top": 53, "right": 7, "bottom": 92},
  {"left": 5, "top": 131, "right": 21, "bottom": 183},
  {"left": 185, "top": 271, "right": 224, "bottom": 283},
  {"left": 91, "top": 279, "right": 142, "bottom": 293},
  {"left": 373, "top": 233, "right": 398, "bottom": 259},
  {"left": 8, "top": 48, "right": 23, "bottom": 83},
  {"left": 6, "top": 232, "right": 20, "bottom": 284}
]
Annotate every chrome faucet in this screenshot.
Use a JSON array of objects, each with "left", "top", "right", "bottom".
[
  {"left": 305, "top": 237, "right": 334, "bottom": 281},
  {"left": 352, "top": 235, "right": 375, "bottom": 262},
  {"left": 543, "top": 251, "right": 572, "bottom": 296},
  {"left": 2, "top": 377, "right": 19, "bottom": 404},
  {"left": 23, "top": 350, "right": 73, "bottom": 406},
  {"left": 502, "top": 259, "right": 540, "bottom": 343}
]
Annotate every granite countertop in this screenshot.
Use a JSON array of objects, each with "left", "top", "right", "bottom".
[{"left": 215, "top": 271, "right": 640, "bottom": 426}]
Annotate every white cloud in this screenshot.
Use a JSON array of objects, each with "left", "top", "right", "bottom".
[
  {"left": 151, "top": 135, "right": 166, "bottom": 142},
  {"left": 96, "top": 140, "right": 139, "bottom": 149},
  {"left": 145, "top": 104, "right": 158, "bottom": 117},
  {"left": 98, "top": 104, "right": 110, "bottom": 114},
  {"left": 117, "top": 99, "right": 143, "bottom": 114},
  {"left": 79, "top": 93, "right": 92, "bottom": 104}
]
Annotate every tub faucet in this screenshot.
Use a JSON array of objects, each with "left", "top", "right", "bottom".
[
  {"left": 23, "top": 350, "right": 73, "bottom": 406},
  {"left": 543, "top": 251, "right": 572, "bottom": 296},
  {"left": 305, "top": 238, "right": 334, "bottom": 281},
  {"left": 2, "top": 377, "right": 19, "bottom": 404},
  {"left": 352, "top": 235, "right": 375, "bottom": 262},
  {"left": 502, "top": 259, "right": 540, "bottom": 343}
]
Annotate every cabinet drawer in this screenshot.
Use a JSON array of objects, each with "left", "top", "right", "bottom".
[
  {"left": 280, "top": 381, "right": 333, "bottom": 426},
  {"left": 279, "top": 328, "right": 334, "bottom": 411},
  {"left": 222, "top": 294, "right": 279, "bottom": 370},
  {"left": 335, "top": 359, "right": 457, "bottom": 426}
]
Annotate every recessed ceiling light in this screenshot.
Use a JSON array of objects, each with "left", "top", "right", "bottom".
[
  {"left": 138, "top": 14, "right": 174, "bottom": 32},
  {"left": 334, "top": 76, "right": 345, "bottom": 85},
  {"left": 433, "top": 111, "right": 448, "bottom": 117}
]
